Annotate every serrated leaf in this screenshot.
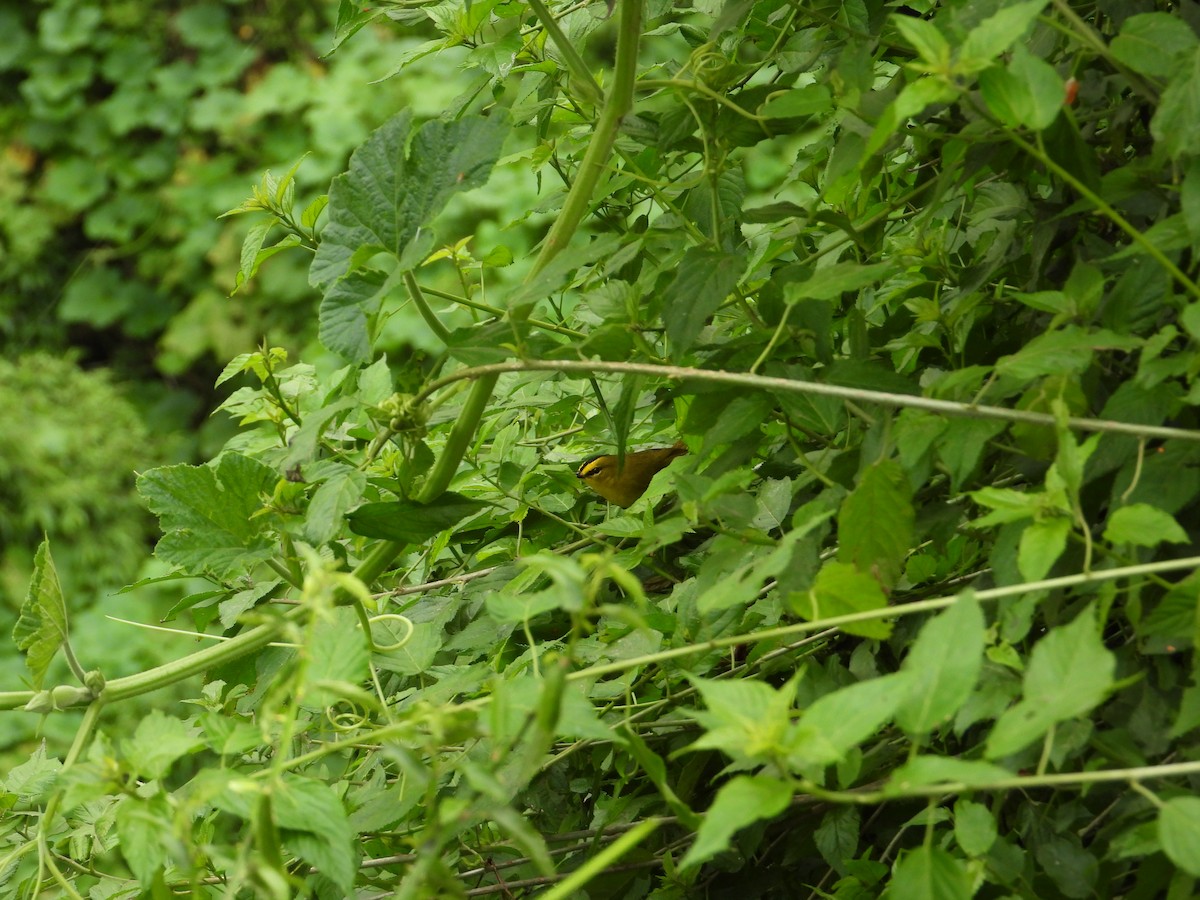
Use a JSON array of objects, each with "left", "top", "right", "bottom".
[
  {"left": 305, "top": 469, "right": 367, "bottom": 544},
  {"left": 122, "top": 711, "right": 203, "bottom": 781},
  {"left": 346, "top": 492, "right": 489, "bottom": 543},
  {"left": 995, "top": 326, "right": 1141, "bottom": 380},
  {"left": 687, "top": 676, "right": 796, "bottom": 763},
  {"left": 896, "top": 593, "right": 985, "bottom": 735},
  {"left": 12, "top": 540, "right": 67, "bottom": 690},
  {"left": 310, "top": 110, "right": 510, "bottom": 289},
  {"left": 814, "top": 806, "right": 860, "bottom": 875},
  {"left": 276, "top": 776, "right": 356, "bottom": 893},
  {"left": 116, "top": 795, "right": 170, "bottom": 887},
  {"left": 837, "top": 458, "right": 913, "bottom": 588},
  {"left": 759, "top": 84, "right": 832, "bottom": 118},
  {"left": 318, "top": 268, "right": 388, "bottom": 363},
  {"left": 1149, "top": 48, "right": 1200, "bottom": 161},
  {"left": 680, "top": 775, "right": 792, "bottom": 870},
  {"left": 887, "top": 757, "right": 1013, "bottom": 794},
  {"left": 958, "top": 1, "right": 1049, "bottom": 72},
  {"left": 663, "top": 247, "right": 747, "bottom": 354},
  {"left": 305, "top": 608, "right": 370, "bottom": 708},
  {"left": 137, "top": 454, "right": 278, "bottom": 578},
  {"left": 783, "top": 261, "right": 893, "bottom": 301}
]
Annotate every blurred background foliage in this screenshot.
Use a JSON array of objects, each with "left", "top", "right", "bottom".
[
  {"left": 0, "top": 0, "right": 506, "bottom": 400},
  {"left": 0, "top": 0, "right": 543, "bottom": 760}
]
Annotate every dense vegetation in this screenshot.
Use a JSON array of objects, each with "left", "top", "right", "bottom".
[{"left": 6, "top": 0, "right": 1200, "bottom": 896}]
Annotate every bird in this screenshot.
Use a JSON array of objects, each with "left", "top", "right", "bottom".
[{"left": 575, "top": 440, "right": 687, "bottom": 508}]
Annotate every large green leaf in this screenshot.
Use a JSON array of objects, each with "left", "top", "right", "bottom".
[
  {"left": 986, "top": 605, "right": 1116, "bottom": 758},
  {"left": 137, "top": 454, "right": 278, "bottom": 578},
  {"left": 896, "top": 593, "right": 985, "bottom": 735},
  {"left": 837, "top": 458, "right": 913, "bottom": 589},
  {"left": 346, "top": 492, "right": 490, "bottom": 543},
  {"left": 11, "top": 539, "right": 67, "bottom": 691},
  {"left": 310, "top": 111, "right": 510, "bottom": 289},
  {"left": 662, "top": 247, "right": 747, "bottom": 354}
]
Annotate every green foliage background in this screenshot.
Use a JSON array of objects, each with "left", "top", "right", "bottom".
[{"left": 7, "top": 0, "right": 1200, "bottom": 897}]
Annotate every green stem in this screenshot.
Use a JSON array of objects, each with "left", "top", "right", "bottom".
[
  {"left": 802, "top": 758, "right": 1200, "bottom": 805},
  {"left": 420, "top": 284, "right": 584, "bottom": 338},
  {"left": 530, "top": 0, "right": 642, "bottom": 278},
  {"left": 525, "top": 0, "right": 605, "bottom": 107},
  {"left": 409, "top": 359, "right": 1200, "bottom": 443},
  {"left": 564, "top": 555, "right": 1200, "bottom": 683},
  {"left": 351, "top": 374, "right": 499, "bottom": 588},
  {"left": 406, "top": 271, "right": 452, "bottom": 344},
  {"left": 100, "top": 617, "right": 289, "bottom": 705}
]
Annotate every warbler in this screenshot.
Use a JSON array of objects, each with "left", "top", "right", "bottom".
[{"left": 576, "top": 440, "right": 687, "bottom": 508}]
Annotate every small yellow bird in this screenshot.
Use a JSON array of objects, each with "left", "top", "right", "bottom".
[{"left": 576, "top": 440, "right": 687, "bottom": 508}]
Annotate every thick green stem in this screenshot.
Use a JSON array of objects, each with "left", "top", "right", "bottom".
[
  {"left": 530, "top": 0, "right": 643, "bottom": 279},
  {"left": 102, "top": 618, "right": 288, "bottom": 705},
  {"left": 406, "top": 271, "right": 452, "bottom": 344},
  {"left": 525, "top": 0, "right": 604, "bottom": 107},
  {"left": 352, "top": 374, "right": 499, "bottom": 587}
]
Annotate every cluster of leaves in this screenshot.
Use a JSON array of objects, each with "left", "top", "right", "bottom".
[
  {"left": 7, "top": 0, "right": 1200, "bottom": 897},
  {"left": 0, "top": 354, "right": 152, "bottom": 616},
  {"left": 0, "top": 0, "right": 421, "bottom": 383}
]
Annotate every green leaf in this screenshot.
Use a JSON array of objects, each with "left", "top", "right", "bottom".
[
  {"left": 12, "top": 539, "right": 67, "bottom": 690},
  {"left": 275, "top": 775, "right": 356, "bottom": 894},
  {"left": 790, "top": 673, "right": 912, "bottom": 767},
  {"left": 896, "top": 593, "right": 985, "bottom": 735},
  {"left": 116, "top": 795, "right": 170, "bottom": 887},
  {"left": 306, "top": 469, "right": 367, "bottom": 545},
  {"left": 958, "top": 1, "right": 1050, "bottom": 73},
  {"left": 305, "top": 608, "right": 370, "bottom": 707},
  {"left": 1160, "top": 797, "right": 1200, "bottom": 876},
  {"left": 680, "top": 775, "right": 792, "bottom": 870},
  {"left": 937, "top": 418, "right": 1006, "bottom": 491},
  {"left": 310, "top": 111, "right": 510, "bottom": 288},
  {"left": 986, "top": 605, "right": 1116, "bottom": 758},
  {"left": 893, "top": 17, "right": 950, "bottom": 68},
  {"left": 1104, "top": 503, "right": 1190, "bottom": 547},
  {"left": 137, "top": 454, "right": 278, "bottom": 578},
  {"left": 318, "top": 268, "right": 388, "bottom": 363},
  {"left": 687, "top": 676, "right": 796, "bottom": 763},
  {"left": 889, "top": 846, "right": 972, "bottom": 900},
  {"left": 815, "top": 806, "right": 860, "bottom": 875},
  {"left": 663, "top": 247, "right": 747, "bottom": 354},
  {"left": 995, "top": 326, "right": 1140, "bottom": 381},
  {"left": 1151, "top": 47, "right": 1200, "bottom": 161},
  {"left": 1111, "top": 13, "right": 1199, "bottom": 79},
  {"left": 783, "top": 262, "right": 894, "bottom": 301},
  {"left": 759, "top": 84, "right": 832, "bottom": 118},
  {"left": 837, "top": 458, "right": 913, "bottom": 589},
  {"left": 346, "top": 493, "right": 489, "bottom": 543},
  {"left": 1017, "top": 516, "right": 1071, "bottom": 581},
  {"left": 969, "top": 486, "right": 1041, "bottom": 525},
  {"left": 954, "top": 799, "right": 998, "bottom": 856},
  {"left": 797, "top": 560, "right": 891, "bottom": 639},
  {"left": 122, "top": 711, "right": 204, "bottom": 781}
]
